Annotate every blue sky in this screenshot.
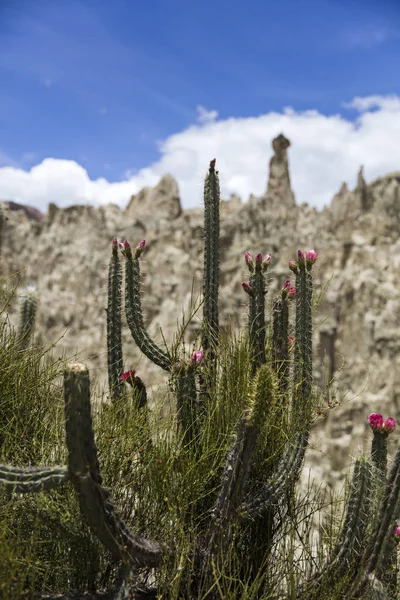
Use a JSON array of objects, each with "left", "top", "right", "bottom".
[{"left": 0, "top": 0, "right": 400, "bottom": 211}]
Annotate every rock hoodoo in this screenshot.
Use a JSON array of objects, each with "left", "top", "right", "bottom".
[{"left": 266, "top": 133, "right": 296, "bottom": 208}]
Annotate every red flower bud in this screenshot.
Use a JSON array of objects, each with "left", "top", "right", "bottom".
[{"left": 242, "top": 282, "right": 253, "bottom": 297}]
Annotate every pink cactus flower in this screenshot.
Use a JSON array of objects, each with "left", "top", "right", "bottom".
[
  {"left": 138, "top": 240, "right": 146, "bottom": 249},
  {"left": 190, "top": 351, "right": 204, "bottom": 365},
  {"left": 242, "top": 282, "right": 253, "bottom": 297},
  {"left": 244, "top": 252, "right": 254, "bottom": 272},
  {"left": 297, "top": 250, "right": 305, "bottom": 264},
  {"left": 255, "top": 252, "right": 263, "bottom": 265},
  {"left": 288, "top": 286, "right": 296, "bottom": 298},
  {"left": 306, "top": 249, "right": 318, "bottom": 265},
  {"left": 120, "top": 369, "right": 137, "bottom": 385},
  {"left": 282, "top": 279, "right": 291, "bottom": 291},
  {"left": 384, "top": 417, "right": 397, "bottom": 432},
  {"left": 289, "top": 260, "right": 298, "bottom": 274},
  {"left": 368, "top": 413, "right": 384, "bottom": 430},
  {"left": 112, "top": 237, "right": 119, "bottom": 247},
  {"left": 118, "top": 241, "right": 124, "bottom": 250}
]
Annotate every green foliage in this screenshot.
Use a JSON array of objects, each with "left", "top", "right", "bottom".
[{"left": 1, "top": 159, "right": 400, "bottom": 600}]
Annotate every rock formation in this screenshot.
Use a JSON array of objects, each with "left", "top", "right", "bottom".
[
  {"left": 2, "top": 138, "right": 400, "bottom": 494},
  {"left": 266, "top": 133, "right": 296, "bottom": 208}
]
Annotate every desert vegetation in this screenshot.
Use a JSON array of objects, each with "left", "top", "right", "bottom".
[{"left": 0, "top": 161, "right": 399, "bottom": 599}]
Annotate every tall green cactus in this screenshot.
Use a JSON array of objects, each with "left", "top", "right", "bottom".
[
  {"left": 243, "top": 251, "right": 271, "bottom": 373},
  {"left": 290, "top": 251, "right": 317, "bottom": 423},
  {"left": 202, "top": 158, "right": 220, "bottom": 360},
  {"left": 107, "top": 237, "right": 125, "bottom": 401},
  {"left": 16, "top": 285, "right": 38, "bottom": 349},
  {"left": 272, "top": 280, "right": 295, "bottom": 395}
]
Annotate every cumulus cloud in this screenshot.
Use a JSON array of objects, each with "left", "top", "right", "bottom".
[{"left": 1, "top": 94, "right": 400, "bottom": 213}]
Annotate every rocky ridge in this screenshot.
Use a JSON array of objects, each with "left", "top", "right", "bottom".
[{"left": 2, "top": 134, "right": 400, "bottom": 490}]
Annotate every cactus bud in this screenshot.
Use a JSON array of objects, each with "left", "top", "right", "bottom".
[
  {"left": 120, "top": 369, "right": 137, "bottom": 385},
  {"left": 121, "top": 240, "right": 132, "bottom": 257},
  {"left": 297, "top": 250, "right": 305, "bottom": 266},
  {"left": 262, "top": 253, "right": 272, "bottom": 272},
  {"left": 368, "top": 413, "right": 384, "bottom": 431},
  {"left": 306, "top": 249, "right": 318, "bottom": 266},
  {"left": 244, "top": 252, "right": 254, "bottom": 273},
  {"left": 289, "top": 260, "right": 298, "bottom": 274},
  {"left": 242, "top": 282, "right": 253, "bottom": 297},
  {"left": 134, "top": 239, "right": 146, "bottom": 258},
  {"left": 282, "top": 280, "right": 296, "bottom": 299},
  {"left": 383, "top": 417, "right": 397, "bottom": 433},
  {"left": 112, "top": 237, "right": 119, "bottom": 248},
  {"left": 190, "top": 351, "right": 204, "bottom": 365}
]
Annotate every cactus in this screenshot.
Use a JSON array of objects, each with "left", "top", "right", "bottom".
[
  {"left": 290, "top": 251, "right": 317, "bottom": 424},
  {"left": 0, "top": 464, "right": 70, "bottom": 493},
  {"left": 16, "top": 285, "right": 38, "bottom": 349},
  {"left": 107, "top": 237, "right": 125, "bottom": 401},
  {"left": 243, "top": 251, "right": 271, "bottom": 373},
  {"left": 64, "top": 362, "right": 163, "bottom": 567},
  {"left": 3, "top": 157, "right": 400, "bottom": 599},
  {"left": 202, "top": 158, "right": 220, "bottom": 360}
]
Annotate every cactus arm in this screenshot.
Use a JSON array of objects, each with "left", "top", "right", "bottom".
[
  {"left": 124, "top": 245, "right": 171, "bottom": 372},
  {"left": 272, "top": 295, "right": 290, "bottom": 394},
  {"left": 206, "top": 365, "right": 277, "bottom": 556},
  {"left": 302, "top": 458, "right": 373, "bottom": 598},
  {"left": 205, "top": 415, "right": 254, "bottom": 558},
  {"left": 107, "top": 239, "right": 124, "bottom": 401},
  {"left": 240, "top": 429, "right": 309, "bottom": 519},
  {"left": 364, "top": 444, "right": 400, "bottom": 578},
  {"left": 329, "top": 458, "right": 372, "bottom": 573},
  {"left": 64, "top": 363, "right": 164, "bottom": 568},
  {"left": 0, "top": 465, "right": 70, "bottom": 493},
  {"left": 292, "top": 255, "right": 314, "bottom": 422},
  {"left": 174, "top": 367, "right": 199, "bottom": 446},
  {"left": 371, "top": 431, "right": 389, "bottom": 477},
  {"left": 16, "top": 287, "right": 38, "bottom": 349},
  {"left": 249, "top": 268, "right": 266, "bottom": 373},
  {"left": 202, "top": 159, "right": 220, "bottom": 357}
]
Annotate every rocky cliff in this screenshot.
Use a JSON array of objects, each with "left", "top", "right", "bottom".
[{"left": 2, "top": 134, "right": 400, "bottom": 490}]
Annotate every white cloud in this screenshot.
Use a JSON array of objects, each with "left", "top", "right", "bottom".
[
  {"left": 196, "top": 105, "right": 219, "bottom": 124},
  {"left": 1, "top": 94, "right": 400, "bottom": 213},
  {"left": 343, "top": 95, "right": 400, "bottom": 112}
]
